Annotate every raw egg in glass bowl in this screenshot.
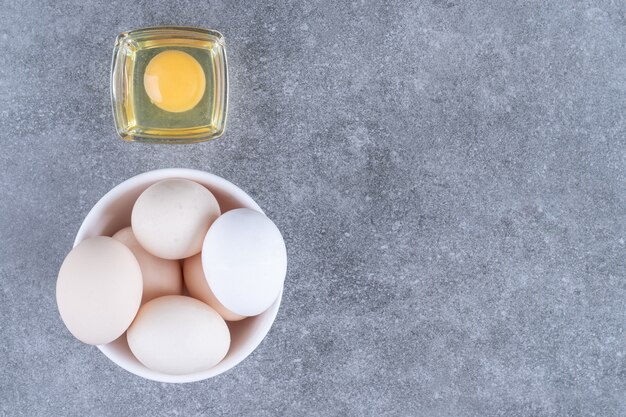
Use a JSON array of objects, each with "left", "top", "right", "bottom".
[{"left": 111, "top": 27, "right": 228, "bottom": 144}]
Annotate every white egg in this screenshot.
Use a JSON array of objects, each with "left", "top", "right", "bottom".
[
  {"left": 131, "top": 179, "right": 221, "bottom": 260},
  {"left": 202, "top": 208, "right": 287, "bottom": 317},
  {"left": 56, "top": 236, "right": 142, "bottom": 345},
  {"left": 127, "top": 295, "right": 230, "bottom": 375},
  {"left": 183, "top": 253, "right": 247, "bottom": 321},
  {"left": 113, "top": 227, "right": 183, "bottom": 304}
]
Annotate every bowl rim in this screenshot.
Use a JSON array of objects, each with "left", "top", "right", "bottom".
[{"left": 73, "top": 168, "right": 282, "bottom": 383}]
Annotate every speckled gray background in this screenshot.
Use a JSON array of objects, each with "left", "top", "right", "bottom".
[{"left": 1, "top": 1, "right": 625, "bottom": 416}]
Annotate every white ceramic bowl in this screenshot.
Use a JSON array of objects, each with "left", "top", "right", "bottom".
[{"left": 74, "top": 168, "right": 282, "bottom": 383}]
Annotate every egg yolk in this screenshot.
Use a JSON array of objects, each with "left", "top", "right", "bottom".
[{"left": 143, "top": 50, "right": 206, "bottom": 113}]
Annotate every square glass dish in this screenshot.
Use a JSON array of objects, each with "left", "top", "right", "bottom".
[{"left": 111, "top": 27, "right": 228, "bottom": 144}]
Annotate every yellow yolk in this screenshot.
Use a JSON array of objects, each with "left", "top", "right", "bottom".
[{"left": 143, "top": 50, "right": 206, "bottom": 113}]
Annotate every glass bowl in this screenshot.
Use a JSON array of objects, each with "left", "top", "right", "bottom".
[{"left": 111, "top": 27, "right": 228, "bottom": 144}]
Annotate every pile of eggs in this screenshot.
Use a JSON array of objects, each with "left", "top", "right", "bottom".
[{"left": 56, "top": 179, "right": 286, "bottom": 375}]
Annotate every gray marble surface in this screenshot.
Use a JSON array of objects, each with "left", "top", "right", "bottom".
[{"left": 1, "top": 1, "right": 625, "bottom": 416}]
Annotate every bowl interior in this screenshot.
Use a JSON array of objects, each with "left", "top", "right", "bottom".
[{"left": 74, "top": 168, "right": 281, "bottom": 383}]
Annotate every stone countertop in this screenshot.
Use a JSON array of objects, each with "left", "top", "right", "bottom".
[{"left": 1, "top": 1, "right": 624, "bottom": 416}]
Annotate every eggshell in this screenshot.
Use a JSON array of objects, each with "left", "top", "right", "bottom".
[
  {"left": 56, "top": 236, "right": 143, "bottom": 345},
  {"left": 113, "top": 227, "right": 183, "bottom": 304},
  {"left": 131, "top": 179, "right": 220, "bottom": 260},
  {"left": 183, "top": 254, "right": 246, "bottom": 321},
  {"left": 127, "top": 295, "right": 230, "bottom": 375},
  {"left": 202, "top": 208, "right": 287, "bottom": 317}
]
